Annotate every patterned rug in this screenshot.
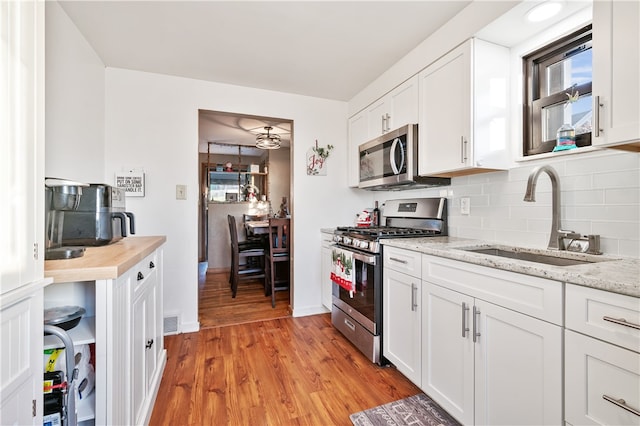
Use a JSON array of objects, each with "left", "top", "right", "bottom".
[{"left": 350, "top": 393, "right": 461, "bottom": 426}]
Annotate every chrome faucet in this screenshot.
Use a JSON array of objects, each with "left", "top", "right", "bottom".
[{"left": 523, "top": 165, "right": 573, "bottom": 250}]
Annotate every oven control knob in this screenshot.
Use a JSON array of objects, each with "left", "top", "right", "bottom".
[{"left": 343, "top": 237, "right": 352, "bottom": 245}]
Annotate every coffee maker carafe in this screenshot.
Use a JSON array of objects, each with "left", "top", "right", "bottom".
[{"left": 45, "top": 178, "right": 89, "bottom": 260}]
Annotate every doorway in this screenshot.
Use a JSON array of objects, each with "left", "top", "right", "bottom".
[{"left": 197, "top": 110, "right": 293, "bottom": 327}]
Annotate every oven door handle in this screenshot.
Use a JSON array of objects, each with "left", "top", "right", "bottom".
[{"left": 350, "top": 251, "right": 377, "bottom": 266}]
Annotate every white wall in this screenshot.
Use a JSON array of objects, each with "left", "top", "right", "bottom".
[
  {"left": 45, "top": 1, "right": 106, "bottom": 183},
  {"left": 45, "top": 3, "right": 370, "bottom": 333},
  {"left": 103, "top": 68, "right": 369, "bottom": 329}
]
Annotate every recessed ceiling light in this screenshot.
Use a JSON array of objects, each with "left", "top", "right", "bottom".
[{"left": 526, "top": 1, "right": 563, "bottom": 23}]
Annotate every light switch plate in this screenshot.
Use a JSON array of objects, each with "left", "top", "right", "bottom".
[
  {"left": 176, "top": 184, "right": 187, "bottom": 200},
  {"left": 460, "top": 197, "right": 470, "bottom": 215}
]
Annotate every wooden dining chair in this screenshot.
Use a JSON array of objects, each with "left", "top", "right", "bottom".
[
  {"left": 227, "top": 215, "right": 265, "bottom": 298},
  {"left": 264, "top": 218, "right": 290, "bottom": 308}
]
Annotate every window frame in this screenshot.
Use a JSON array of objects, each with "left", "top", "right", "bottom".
[{"left": 523, "top": 25, "right": 593, "bottom": 156}]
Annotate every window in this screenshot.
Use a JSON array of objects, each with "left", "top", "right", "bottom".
[{"left": 523, "top": 25, "right": 592, "bottom": 156}]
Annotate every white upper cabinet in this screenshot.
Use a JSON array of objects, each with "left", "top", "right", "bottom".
[
  {"left": 367, "top": 76, "right": 419, "bottom": 137},
  {"left": 418, "top": 38, "right": 510, "bottom": 177},
  {"left": 0, "top": 0, "right": 45, "bottom": 295},
  {"left": 347, "top": 76, "right": 419, "bottom": 187},
  {"left": 592, "top": 0, "right": 640, "bottom": 149}
]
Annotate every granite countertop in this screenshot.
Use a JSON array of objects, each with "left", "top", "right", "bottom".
[
  {"left": 45, "top": 236, "right": 166, "bottom": 283},
  {"left": 382, "top": 237, "right": 640, "bottom": 298}
]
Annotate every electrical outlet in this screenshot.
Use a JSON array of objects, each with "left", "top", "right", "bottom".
[
  {"left": 460, "top": 197, "right": 470, "bottom": 215},
  {"left": 176, "top": 184, "right": 187, "bottom": 200}
]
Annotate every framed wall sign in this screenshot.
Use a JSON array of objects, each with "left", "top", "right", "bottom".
[{"left": 115, "top": 171, "right": 145, "bottom": 197}]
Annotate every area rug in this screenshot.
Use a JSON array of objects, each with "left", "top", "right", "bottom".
[{"left": 350, "top": 393, "right": 461, "bottom": 426}]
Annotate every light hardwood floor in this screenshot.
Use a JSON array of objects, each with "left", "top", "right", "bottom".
[
  {"left": 198, "top": 267, "right": 291, "bottom": 329},
  {"left": 149, "top": 314, "right": 421, "bottom": 425},
  {"left": 150, "top": 267, "right": 421, "bottom": 425}
]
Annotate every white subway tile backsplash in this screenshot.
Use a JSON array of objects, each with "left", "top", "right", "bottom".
[{"left": 439, "top": 150, "right": 639, "bottom": 258}]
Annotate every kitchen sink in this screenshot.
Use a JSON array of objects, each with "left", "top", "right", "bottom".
[{"left": 459, "top": 246, "right": 611, "bottom": 267}]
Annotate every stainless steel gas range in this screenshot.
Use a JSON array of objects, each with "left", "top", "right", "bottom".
[{"left": 330, "top": 197, "right": 448, "bottom": 365}]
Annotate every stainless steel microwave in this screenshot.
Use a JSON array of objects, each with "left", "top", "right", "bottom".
[{"left": 358, "top": 124, "right": 450, "bottom": 190}]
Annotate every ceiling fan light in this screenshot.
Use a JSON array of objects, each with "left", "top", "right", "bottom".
[{"left": 255, "top": 126, "right": 282, "bottom": 149}]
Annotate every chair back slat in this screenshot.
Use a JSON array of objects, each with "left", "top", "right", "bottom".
[{"left": 268, "top": 218, "right": 289, "bottom": 255}]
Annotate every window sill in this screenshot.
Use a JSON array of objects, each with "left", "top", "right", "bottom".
[{"left": 515, "top": 145, "right": 600, "bottom": 163}]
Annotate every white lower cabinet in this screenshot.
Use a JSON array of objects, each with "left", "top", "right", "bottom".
[
  {"left": 131, "top": 250, "right": 164, "bottom": 426},
  {"left": 44, "top": 241, "right": 165, "bottom": 426},
  {"left": 383, "top": 268, "right": 422, "bottom": 385},
  {"left": 320, "top": 231, "right": 333, "bottom": 311},
  {"left": 383, "top": 247, "right": 423, "bottom": 385},
  {"left": 565, "top": 284, "right": 640, "bottom": 426},
  {"left": 422, "top": 280, "right": 562, "bottom": 426},
  {"left": 0, "top": 283, "right": 46, "bottom": 425},
  {"left": 383, "top": 250, "right": 563, "bottom": 425}
]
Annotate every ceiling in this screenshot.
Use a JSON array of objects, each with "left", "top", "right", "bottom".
[
  {"left": 57, "top": 1, "right": 593, "bottom": 154},
  {"left": 57, "top": 1, "right": 472, "bottom": 154}
]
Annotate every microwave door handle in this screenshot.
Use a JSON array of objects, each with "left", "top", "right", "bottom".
[{"left": 390, "top": 137, "right": 405, "bottom": 175}]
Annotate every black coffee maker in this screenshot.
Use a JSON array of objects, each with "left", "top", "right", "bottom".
[
  {"left": 61, "top": 184, "right": 135, "bottom": 246},
  {"left": 44, "top": 178, "right": 89, "bottom": 260}
]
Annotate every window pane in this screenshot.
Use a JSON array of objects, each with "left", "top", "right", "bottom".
[
  {"left": 541, "top": 93, "right": 593, "bottom": 142},
  {"left": 546, "top": 47, "right": 592, "bottom": 95}
]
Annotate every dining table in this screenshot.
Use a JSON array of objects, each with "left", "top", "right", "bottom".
[{"left": 245, "top": 220, "right": 270, "bottom": 236}]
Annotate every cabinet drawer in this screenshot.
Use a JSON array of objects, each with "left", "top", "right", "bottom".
[
  {"left": 422, "top": 254, "right": 563, "bottom": 325},
  {"left": 566, "top": 284, "right": 640, "bottom": 353},
  {"left": 565, "top": 330, "right": 640, "bottom": 426},
  {"left": 384, "top": 246, "right": 421, "bottom": 278},
  {"left": 132, "top": 251, "right": 158, "bottom": 295}
]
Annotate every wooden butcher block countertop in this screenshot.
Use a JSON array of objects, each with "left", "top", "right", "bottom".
[{"left": 45, "top": 236, "right": 166, "bottom": 283}]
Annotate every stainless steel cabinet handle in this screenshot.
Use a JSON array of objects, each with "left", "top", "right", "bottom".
[
  {"left": 473, "top": 305, "right": 481, "bottom": 343},
  {"left": 389, "top": 257, "right": 408, "bottom": 264},
  {"left": 411, "top": 283, "right": 418, "bottom": 312},
  {"left": 594, "top": 96, "right": 604, "bottom": 137},
  {"left": 460, "top": 136, "right": 468, "bottom": 163},
  {"left": 603, "top": 316, "right": 640, "bottom": 330},
  {"left": 385, "top": 113, "right": 391, "bottom": 132},
  {"left": 603, "top": 395, "right": 640, "bottom": 417},
  {"left": 461, "top": 302, "right": 470, "bottom": 338}
]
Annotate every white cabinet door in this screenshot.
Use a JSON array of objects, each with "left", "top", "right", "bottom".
[
  {"left": 383, "top": 268, "right": 421, "bottom": 385},
  {"left": 347, "top": 111, "right": 368, "bottom": 187},
  {"left": 474, "top": 300, "right": 563, "bottom": 426},
  {"left": 320, "top": 233, "right": 333, "bottom": 311},
  {"left": 592, "top": 0, "right": 640, "bottom": 148},
  {"left": 419, "top": 40, "right": 471, "bottom": 175},
  {"left": 0, "top": 0, "right": 45, "bottom": 295},
  {"left": 422, "top": 282, "right": 474, "bottom": 425},
  {"left": 0, "top": 286, "right": 44, "bottom": 426},
  {"left": 418, "top": 38, "right": 509, "bottom": 177},
  {"left": 385, "top": 76, "right": 419, "bottom": 132},
  {"left": 366, "top": 97, "right": 389, "bottom": 137},
  {"left": 565, "top": 330, "right": 640, "bottom": 426}
]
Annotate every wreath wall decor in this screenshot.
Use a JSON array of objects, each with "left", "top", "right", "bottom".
[{"left": 307, "top": 140, "right": 334, "bottom": 176}]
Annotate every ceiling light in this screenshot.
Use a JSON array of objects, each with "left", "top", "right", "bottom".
[
  {"left": 526, "top": 1, "right": 563, "bottom": 22},
  {"left": 255, "top": 126, "right": 281, "bottom": 150}
]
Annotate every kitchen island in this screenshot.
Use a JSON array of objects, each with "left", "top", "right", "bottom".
[{"left": 44, "top": 236, "right": 166, "bottom": 426}]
